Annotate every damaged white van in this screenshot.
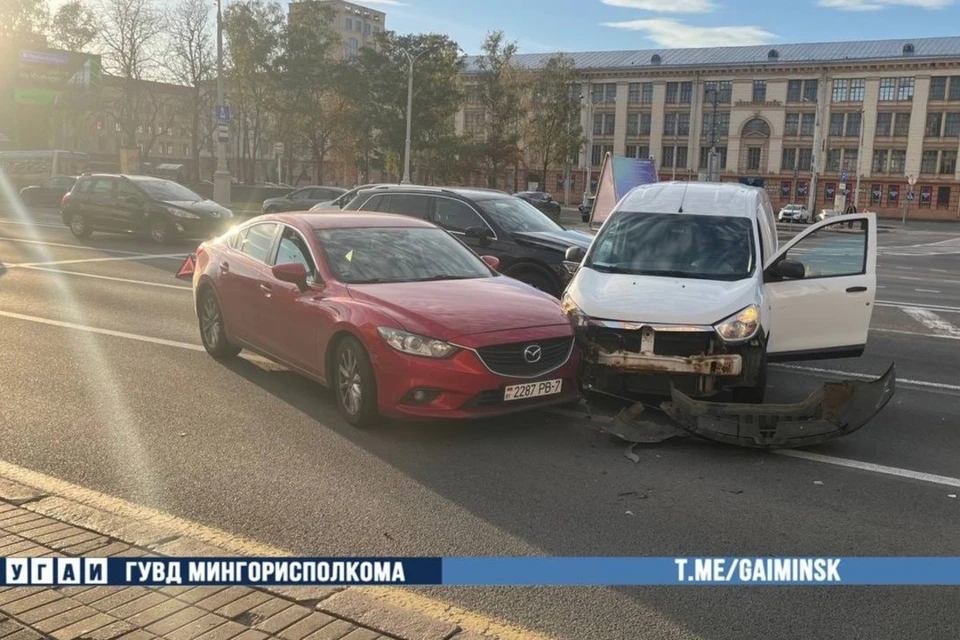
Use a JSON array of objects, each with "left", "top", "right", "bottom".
[{"left": 560, "top": 182, "right": 895, "bottom": 447}]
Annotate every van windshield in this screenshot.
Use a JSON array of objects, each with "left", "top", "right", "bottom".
[{"left": 585, "top": 211, "right": 756, "bottom": 281}]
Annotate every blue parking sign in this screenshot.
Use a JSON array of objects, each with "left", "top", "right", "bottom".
[
  {"left": 216, "top": 105, "right": 231, "bottom": 122},
  {"left": 840, "top": 171, "right": 848, "bottom": 183}
]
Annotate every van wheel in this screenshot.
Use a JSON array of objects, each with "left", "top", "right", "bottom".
[
  {"left": 733, "top": 351, "right": 768, "bottom": 404},
  {"left": 69, "top": 212, "right": 92, "bottom": 238}
]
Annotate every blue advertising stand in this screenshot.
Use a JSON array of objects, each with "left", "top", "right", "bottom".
[{"left": 589, "top": 153, "right": 658, "bottom": 231}]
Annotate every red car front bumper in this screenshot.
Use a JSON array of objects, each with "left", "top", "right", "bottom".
[{"left": 370, "top": 328, "right": 580, "bottom": 420}]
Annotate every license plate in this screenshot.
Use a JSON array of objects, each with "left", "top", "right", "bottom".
[{"left": 504, "top": 379, "right": 563, "bottom": 401}]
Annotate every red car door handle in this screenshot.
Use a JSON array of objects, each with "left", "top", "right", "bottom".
[
  {"left": 219, "top": 261, "right": 229, "bottom": 273},
  {"left": 259, "top": 283, "right": 272, "bottom": 297}
]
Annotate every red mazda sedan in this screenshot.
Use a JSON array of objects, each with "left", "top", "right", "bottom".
[{"left": 189, "top": 212, "right": 579, "bottom": 425}]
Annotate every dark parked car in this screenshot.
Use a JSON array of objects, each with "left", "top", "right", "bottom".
[
  {"left": 62, "top": 174, "right": 234, "bottom": 244},
  {"left": 513, "top": 191, "right": 561, "bottom": 221},
  {"left": 578, "top": 194, "right": 596, "bottom": 223},
  {"left": 308, "top": 183, "right": 399, "bottom": 211},
  {"left": 19, "top": 175, "right": 77, "bottom": 206},
  {"left": 342, "top": 186, "right": 593, "bottom": 297},
  {"left": 262, "top": 186, "right": 347, "bottom": 214}
]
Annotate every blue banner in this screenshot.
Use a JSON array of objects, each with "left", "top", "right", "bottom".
[{"left": 4, "top": 557, "right": 960, "bottom": 587}]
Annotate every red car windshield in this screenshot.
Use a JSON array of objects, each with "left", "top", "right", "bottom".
[{"left": 316, "top": 227, "right": 494, "bottom": 284}]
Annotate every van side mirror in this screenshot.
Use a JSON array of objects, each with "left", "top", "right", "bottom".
[
  {"left": 774, "top": 259, "right": 806, "bottom": 280},
  {"left": 565, "top": 246, "right": 586, "bottom": 262}
]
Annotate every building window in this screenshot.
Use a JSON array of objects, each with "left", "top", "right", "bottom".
[
  {"left": 829, "top": 113, "right": 844, "bottom": 136},
  {"left": 746, "top": 147, "right": 762, "bottom": 171},
  {"left": 842, "top": 148, "right": 858, "bottom": 172},
  {"left": 800, "top": 113, "right": 816, "bottom": 136},
  {"left": 951, "top": 77, "right": 960, "bottom": 101},
  {"left": 373, "top": 26, "right": 379, "bottom": 33},
  {"left": 889, "top": 149, "right": 906, "bottom": 173},
  {"left": 679, "top": 82, "right": 693, "bottom": 104},
  {"left": 354, "top": 20, "right": 361, "bottom": 32},
  {"left": 787, "top": 80, "right": 802, "bottom": 103},
  {"left": 699, "top": 146, "right": 727, "bottom": 169},
  {"left": 876, "top": 112, "right": 892, "bottom": 137},
  {"left": 803, "top": 79, "right": 818, "bottom": 102},
  {"left": 782, "top": 148, "right": 797, "bottom": 171},
  {"left": 926, "top": 112, "right": 943, "bottom": 137},
  {"left": 662, "top": 146, "right": 674, "bottom": 168},
  {"left": 921, "top": 150, "right": 939, "bottom": 174},
  {"left": 664, "top": 112, "right": 677, "bottom": 136},
  {"left": 347, "top": 38, "right": 359, "bottom": 57},
  {"left": 628, "top": 83, "right": 652, "bottom": 104},
  {"left": 345, "top": 17, "right": 352, "bottom": 30},
  {"left": 871, "top": 184, "right": 882, "bottom": 203},
  {"left": 897, "top": 77, "right": 915, "bottom": 101},
  {"left": 626, "top": 144, "right": 650, "bottom": 159},
  {"left": 878, "top": 78, "right": 897, "bottom": 101},
  {"left": 592, "top": 83, "right": 616, "bottom": 104},
  {"left": 676, "top": 146, "right": 688, "bottom": 169},
  {"left": 666, "top": 82, "right": 693, "bottom": 104},
  {"left": 888, "top": 185, "right": 900, "bottom": 204},
  {"left": 945, "top": 112, "right": 960, "bottom": 137},
  {"left": 941, "top": 150, "right": 957, "bottom": 175},
  {"left": 701, "top": 111, "right": 729, "bottom": 138},
  {"left": 920, "top": 185, "right": 932, "bottom": 207},
  {"left": 591, "top": 144, "right": 612, "bottom": 166},
  {"left": 642, "top": 83, "right": 653, "bottom": 103},
  {"left": 665, "top": 83, "right": 678, "bottom": 104},
  {"left": 894, "top": 112, "right": 911, "bottom": 137},
  {"left": 849, "top": 78, "right": 865, "bottom": 102},
  {"left": 826, "top": 148, "right": 841, "bottom": 172},
  {"left": 704, "top": 81, "right": 731, "bottom": 103},
  {"left": 798, "top": 148, "right": 812, "bottom": 171},
  {"left": 831, "top": 79, "right": 847, "bottom": 103},
  {"left": 639, "top": 113, "right": 651, "bottom": 135},
  {"left": 364, "top": 22, "right": 370, "bottom": 35},
  {"left": 931, "top": 76, "right": 948, "bottom": 101},
  {"left": 592, "top": 113, "right": 615, "bottom": 136},
  {"left": 785, "top": 113, "right": 800, "bottom": 136},
  {"left": 626, "top": 113, "right": 638, "bottom": 136},
  {"left": 845, "top": 111, "right": 861, "bottom": 137},
  {"left": 677, "top": 112, "right": 690, "bottom": 136},
  {"left": 873, "top": 149, "right": 888, "bottom": 173},
  {"left": 937, "top": 186, "right": 952, "bottom": 208},
  {"left": 628, "top": 83, "right": 641, "bottom": 104}
]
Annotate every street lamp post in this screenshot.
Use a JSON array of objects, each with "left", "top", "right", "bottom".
[
  {"left": 400, "top": 47, "right": 431, "bottom": 185},
  {"left": 213, "top": 0, "right": 231, "bottom": 207},
  {"left": 705, "top": 87, "right": 720, "bottom": 182},
  {"left": 853, "top": 108, "right": 864, "bottom": 211}
]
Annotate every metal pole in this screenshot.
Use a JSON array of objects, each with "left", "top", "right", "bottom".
[
  {"left": 213, "top": 0, "right": 231, "bottom": 206},
  {"left": 854, "top": 108, "right": 863, "bottom": 210},
  {"left": 708, "top": 88, "right": 719, "bottom": 182},
  {"left": 401, "top": 52, "right": 414, "bottom": 184}
]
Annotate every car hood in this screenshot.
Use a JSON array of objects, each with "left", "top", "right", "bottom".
[
  {"left": 262, "top": 196, "right": 290, "bottom": 207},
  {"left": 347, "top": 277, "right": 569, "bottom": 341},
  {"left": 568, "top": 266, "right": 761, "bottom": 325},
  {"left": 512, "top": 230, "right": 593, "bottom": 252},
  {"left": 164, "top": 200, "right": 233, "bottom": 217},
  {"left": 309, "top": 200, "right": 337, "bottom": 210}
]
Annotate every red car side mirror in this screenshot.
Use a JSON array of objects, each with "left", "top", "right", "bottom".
[
  {"left": 481, "top": 255, "right": 500, "bottom": 271},
  {"left": 272, "top": 262, "right": 309, "bottom": 290}
]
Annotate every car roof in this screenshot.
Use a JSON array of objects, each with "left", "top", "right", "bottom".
[
  {"left": 349, "top": 185, "right": 512, "bottom": 200},
  {"left": 275, "top": 212, "right": 437, "bottom": 230},
  {"left": 618, "top": 181, "right": 763, "bottom": 219}
]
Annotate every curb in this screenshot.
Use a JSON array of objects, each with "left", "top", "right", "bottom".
[{"left": 0, "top": 468, "right": 544, "bottom": 640}]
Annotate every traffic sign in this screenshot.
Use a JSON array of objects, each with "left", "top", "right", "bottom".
[
  {"left": 216, "top": 105, "right": 231, "bottom": 122},
  {"left": 840, "top": 171, "right": 848, "bottom": 183},
  {"left": 217, "top": 122, "right": 229, "bottom": 142},
  {"left": 906, "top": 191, "right": 915, "bottom": 202}
]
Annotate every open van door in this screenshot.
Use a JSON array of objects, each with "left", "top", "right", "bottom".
[{"left": 763, "top": 214, "right": 876, "bottom": 361}]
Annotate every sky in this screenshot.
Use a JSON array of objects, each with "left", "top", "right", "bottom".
[{"left": 344, "top": 0, "right": 960, "bottom": 55}]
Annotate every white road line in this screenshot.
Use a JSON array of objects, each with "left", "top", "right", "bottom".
[
  {"left": 16, "top": 266, "right": 192, "bottom": 290},
  {"left": 774, "top": 450, "right": 960, "bottom": 490},
  {"left": 0, "top": 309, "right": 205, "bottom": 352},
  {"left": 871, "top": 327, "right": 960, "bottom": 341},
  {"left": 772, "top": 363, "right": 960, "bottom": 393},
  {"left": 0, "top": 235, "right": 181, "bottom": 257},
  {"left": 878, "top": 273, "right": 960, "bottom": 286},
  {"left": 876, "top": 300, "right": 960, "bottom": 313},
  {"left": 8, "top": 253, "right": 187, "bottom": 268},
  {"left": 915, "top": 288, "right": 942, "bottom": 293},
  {"left": 900, "top": 307, "right": 960, "bottom": 338},
  {"left": 0, "top": 218, "right": 64, "bottom": 229}
]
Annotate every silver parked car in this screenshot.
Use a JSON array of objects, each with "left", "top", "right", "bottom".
[{"left": 777, "top": 203, "right": 810, "bottom": 223}]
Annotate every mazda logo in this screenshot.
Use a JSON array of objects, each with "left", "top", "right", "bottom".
[{"left": 523, "top": 344, "right": 542, "bottom": 363}]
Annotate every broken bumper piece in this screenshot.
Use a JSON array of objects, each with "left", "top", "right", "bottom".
[
  {"left": 595, "top": 349, "right": 742, "bottom": 376},
  {"left": 658, "top": 364, "right": 896, "bottom": 449}
]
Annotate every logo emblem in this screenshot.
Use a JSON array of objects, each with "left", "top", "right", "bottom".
[{"left": 523, "top": 344, "right": 542, "bottom": 363}]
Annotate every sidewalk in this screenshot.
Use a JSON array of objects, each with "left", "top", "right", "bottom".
[{"left": 0, "top": 478, "right": 477, "bottom": 640}]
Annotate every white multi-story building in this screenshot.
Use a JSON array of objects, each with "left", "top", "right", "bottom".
[
  {"left": 288, "top": 0, "right": 386, "bottom": 59},
  {"left": 461, "top": 36, "right": 960, "bottom": 219}
]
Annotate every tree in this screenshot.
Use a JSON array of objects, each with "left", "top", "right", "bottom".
[
  {"left": 95, "top": 0, "right": 165, "bottom": 158},
  {"left": 49, "top": 1, "right": 98, "bottom": 52},
  {"left": 474, "top": 31, "right": 524, "bottom": 189},
  {"left": 223, "top": 0, "right": 283, "bottom": 183},
  {"left": 527, "top": 53, "right": 583, "bottom": 198},
  {"left": 0, "top": 0, "right": 49, "bottom": 46},
  {"left": 168, "top": 0, "right": 215, "bottom": 182}
]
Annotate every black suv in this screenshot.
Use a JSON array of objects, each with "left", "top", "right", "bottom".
[
  {"left": 342, "top": 186, "right": 593, "bottom": 297},
  {"left": 62, "top": 174, "right": 234, "bottom": 244}
]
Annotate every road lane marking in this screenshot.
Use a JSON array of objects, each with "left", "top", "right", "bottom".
[
  {"left": 0, "top": 218, "right": 65, "bottom": 229},
  {"left": 914, "top": 289, "right": 942, "bottom": 293},
  {"left": 774, "top": 450, "right": 960, "bottom": 490},
  {"left": 0, "top": 309, "right": 206, "bottom": 351},
  {"left": 900, "top": 307, "right": 960, "bottom": 338},
  {"left": 879, "top": 273, "right": 960, "bottom": 286},
  {"left": 772, "top": 363, "right": 960, "bottom": 393},
  {"left": 7, "top": 253, "right": 188, "bottom": 268},
  {"left": 876, "top": 300, "right": 960, "bottom": 313},
  {"left": 0, "top": 463, "right": 553, "bottom": 640},
  {"left": 0, "top": 235, "right": 181, "bottom": 257},
  {"left": 15, "top": 266, "right": 192, "bottom": 290},
  {"left": 871, "top": 327, "right": 960, "bottom": 341}
]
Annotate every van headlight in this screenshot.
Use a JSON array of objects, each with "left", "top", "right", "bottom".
[
  {"left": 377, "top": 327, "right": 459, "bottom": 358},
  {"left": 714, "top": 305, "right": 760, "bottom": 343},
  {"left": 561, "top": 293, "right": 590, "bottom": 328}
]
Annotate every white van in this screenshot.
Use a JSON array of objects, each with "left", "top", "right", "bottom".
[{"left": 561, "top": 181, "right": 878, "bottom": 403}]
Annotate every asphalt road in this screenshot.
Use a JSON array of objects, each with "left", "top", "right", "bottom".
[{"left": 2, "top": 205, "right": 960, "bottom": 639}]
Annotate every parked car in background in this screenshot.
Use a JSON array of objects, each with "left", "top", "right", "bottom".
[
  {"left": 19, "top": 175, "right": 77, "bottom": 206},
  {"left": 309, "top": 183, "right": 396, "bottom": 211},
  {"left": 578, "top": 194, "right": 596, "bottom": 223},
  {"left": 777, "top": 203, "right": 810, "bottom": 223},
  {"left": 817, "top": 209, "right": 841, "bottom": 222},
  {"left": 341, "top": 185, "right": 593, "bottom": 297},
  {"left": 261, "top": 185, "right": 347, "bottom": 213},
  {"left": 189, "top": 212, "right": 579, "bottom": 426},
  {"left": 514, "top": 191, "right": 562, "bottom": 221},
  {"left": 62, "top": 174, "right": 234, "bottom": 244}
]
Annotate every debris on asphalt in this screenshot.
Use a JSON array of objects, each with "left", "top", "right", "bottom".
[
  {"left": 949, "top": 494, "right": 957, "bottom": 499},
  {"left": 723, "top": 488, "right": 744, "bottom": 495},
  {"left": 624, "top": 444, "right": 640, "bottom": 463},
  {"left": 179, "top": 432, "right": 187, "bottom": 437},
  {"left": 625, "top": 510, "right": 634, "bottom": 516},
  {"left": 813, "top": 480, "right": 824, "bottom": 485}
]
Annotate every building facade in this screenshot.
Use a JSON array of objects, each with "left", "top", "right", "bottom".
[
  {"left": 460, "top": 36, "right": 960, "bottom": 219},
  {"left": 288, "top": 0, "right": 386, "bottom": 59}
]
